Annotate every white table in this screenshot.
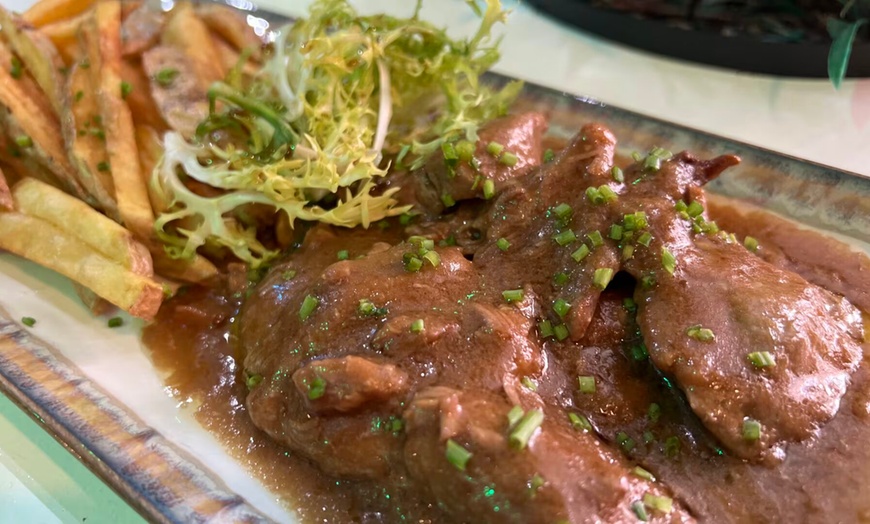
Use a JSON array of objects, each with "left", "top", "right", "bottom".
[{"left": 1, "top": 0, "right": 867, "bottom": 522}]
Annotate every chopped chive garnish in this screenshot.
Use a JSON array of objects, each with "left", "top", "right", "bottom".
[
  {"left": 282, "top": 269, "right": 297, "bottom": 280},
  {"left": 637, "top": 232, "right": 653, "bottom": 247},
  {"left": 404, "top": 253, "right": 423, "bottom": 272},
  {"left": 399, "top": 213, "right": 415, "bottom": 225},
  {"left": 499, "top": 152, "right": 518, "bottom": 166},
  {"left": 120, "top": 80, "right": 132, "bottom": 99},
  {"left": 648, "top": 403, "right": 661, "bottom": 423},
  {"left": 744, "top": 236, "right": 759, "bottom": 252},
  {"left": 578, "top": 375, "right": 596, "bottom": 394},
  {"left": 455, "top": 140, "right": 474, "bottom": 161},
  {"left": 358, "top": 299, "right": 387, "bottom": 317},
  {"left": 632, "top": 501, "right": 649, "bottom": 521},
  {"left": 446, "top": 439, "right": 472, "bottom": 470},
  {"left": 307, "top": 376, "right": 326, "bottom": 399},
  {"left": 422, "top": 250, "right": 441, "bottom": 267},
  {"left": 482, "top": 179, "right": 495, "bottom": 199},
  {"left": 612, "top": 166, "right": 624, "bottom": 182},
  {"left": 553, "top": 324, "right": 569, "bottom": 341},
  {"left": 497, "top": 237, "right": 511, "bottom": 251},
  {"left": 410, "top": 319, "right": 425, "bottom": 333},
  {"left": 502, "top": 289, "right": 524, "bottom": 303},
  {"left": 585, "top": 186, "right": 604, "bottom": 205},
  {"left": 664, "top": 436, "right": 681, "bottom": 457},
  {"left": 622, "top": 245, "right": 635, "bottom": 261},
  {"left": 74, "top": 90, "right": 84, "bottom": 102},
  {"left": 643, "top": 430, "right": 656, "bottom": 444},
  {"left": 599, "top": 185, "right": 618, "bottom": 203},
  {"left": 617, "top": 431, "right": 636, "bottom": 452},
  {"left": 633, "top": 466, "right": 655, "bottom": 482},
  {"left": 623, "top": 298, "right": 637, "bottom": 311},
  {"left": 748, "top": 351, "right": 776, "bottom": 368},
  {"left": 15, "top": 135, "right": 32, "bottom": 148},
  {"left": 686, "top": 201, "right": 704, "bottom": 218},
  {"left": 21, "top": 317, "right": 36, "bottom": 327},
  {"left": 593, "top": 268, "right": 614, "bottom": 290},
  {"left": 507, "top": 405, "right": 525, "bottom": 428},
  {"left": 299, "top": 294, "right": 318, "bottom": 321},
  {"left": 440, "top": 193, "right": 456, "bottom": 208},
  {"left": 486, "top": 141, "right": 504, "bottom": 156},
  {"left": 553, "top": 272, "right": 569, "bottom": 286},
  {"left": 543, "top": 149, "right": 555, "bottom": 163},
  {"left": 337, "top": 250, "right": 349, "bottom": 260},
  {"left": 587, "top": 230, "right": 604, "bottom": 247},
  {"left": 645, "top": 156, "right": 663, "bottom": 171},
  {"left": 571, "top": 244, "right": 590, "bottom": 262},
  {"left": 509, "top": 409, "right": 544, "bottom": 450},
  {"left": 107, "top": 316, "right": 123, "bottom": 328},
  {"left": 661, "top": 247, "right": 676, "bottom": 275},
  {"left": 641, "top": 274, "right": 657, "bottom": 289},
  {"left": 630, "top": 343, "right": 649, "bottom": 361},
  {"left": 97, "top": 161, "right": 110, "bottom": 172},
  {"left": 10, "top": 56, "right": 22, "bottom": 79},
  {"left": 632, "top": 151, "right": 644, "bottom": 162},
  {"left": 568, "top": 412, "right": 592, "bottom": 432},
  {"left": 245, "top": 373, "right": 263, "bottom": 389},
  {"left": 522, "top": 376, "right": 538, "bottom": 391},
  {"left": 154, "top": 67, "right": 179, "bottom": 87},
  {"left": 643, "top": 494, "right": 673, "bottom": 514},
  {"left": 553, "top": 203, "right": 573, "bottom": 220},
  {"left": 553, "top": 298, "right": 571, "bottom": 318},
  {"left": 538, "top": 320, "right": 554, "bottom": 338},
  {"left": 675, "top": 200, "right": 688, "bottom": 212},
  {"left": 686, "top": 325, "right": 715, "bottom": 342},
  {"left": 441, "top": 141, "right": 458, "bottom": 166},
  {"left": 609, "top": 224, "right": 624, "bottom": 240},
  {"left": 553, "top": 230, "right": 577, "bottom": 246},
  {"left": 742, "top": 418, "right": 762, "bottom": 441},
  {"left": 528, "top": 474, "right": 545, "bottom": 496}
]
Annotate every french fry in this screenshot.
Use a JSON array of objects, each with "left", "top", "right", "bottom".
[
  {"left": 212, "top": 34, "right": 259, "bottom": 78},
  {"left": 141, "top": 45, "right": 208, "bottom": 139},
  {"left": 87, "top": 1, "right": 155, "bottom": 240},
  {"left": 22, "top": 0, "right": 95, "bottom": 28},
  {"left": 0, "top": 42, "right": 90, "bottom": 201},
  {"left": 134, "top": 124, "right": 167, "bottom": 213},
  {"left": 120, "top": 57, "right": 167, "bottom": 131},
  {"left": 36, "top": 11, "right": 88, "bottom": 64},
  {"left": 162, "top": 2, "right": 225, "bottom": 90},
  {"left": 72, "top": 282, "right": 114, "bottom": 316},
  {"left": 0, "top": 212, "right": 162, "bottom": 319},
  {"left": 65, "top": 60, "right": 119, "bottom": 218},
  {"left": 196, "top": 3, "right": 264, "bottom": 59},
  {"left": 12, "top": 178, "right": 153, "bottom": 276},
  {"left": 120, "top": 1, "right": 163, "bottom": 57},
  {"left": 0, "top": 165, "right": 12, "bottom": 211},
  {"left": 151, "top": 250, "right": 219, "bottom": 284}
]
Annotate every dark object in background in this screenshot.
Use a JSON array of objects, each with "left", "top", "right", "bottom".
[{"left": 528, "top": 0, "right": 870, "bottom": 78}]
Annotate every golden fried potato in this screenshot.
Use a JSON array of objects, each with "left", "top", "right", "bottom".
[
  {"left": 162, "top": 2, "right": 225, "bottom": 90},
  {"left": 141, "top": 45, "right": 208, "bottom": 139},
  {"left": 22, "top": 0, "right": 95, "bottom": 28},
  {"left": 196, "top": 3, "right": 263, "bottom": 59},
  {"left": 0, "top": 212, "right": 162, "bottom": 319},
  {"left": 120, "top": 1, "right": 163, "bottom": 57},
  {"left": 72, "top": 282, "right": 114, "bottom": 316},
  {"left": 12, "top": 178, "right": 152, "bottom": 276},
  {"left": 0, "top": 166, "right": 12, "bottom": 211},
  {"left": 120, "top": 57, "right": 167, "bottom": 131},
  {"left": 35, "top": 11, "right": 87, "bottom": 64}
]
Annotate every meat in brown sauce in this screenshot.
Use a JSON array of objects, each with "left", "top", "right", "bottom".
[{"left": 146, "top": 114, "right": 870, "bottom": 523}]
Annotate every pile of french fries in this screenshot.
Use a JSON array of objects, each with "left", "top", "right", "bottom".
[{"left": 0, "top": 0, "right": 264, "bottom": 320}]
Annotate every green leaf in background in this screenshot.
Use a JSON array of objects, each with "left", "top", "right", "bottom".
[{"left": 827, "top": 17, "right": 867, "bottom": 89}]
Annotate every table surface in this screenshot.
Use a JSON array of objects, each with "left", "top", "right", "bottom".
[{"left": 1, "top": 0, "right": 868, "bottom": 523}]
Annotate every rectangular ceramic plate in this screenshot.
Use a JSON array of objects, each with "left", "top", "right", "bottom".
[{"left": 1, "top": 4, "right": 869, "bottom": 524}]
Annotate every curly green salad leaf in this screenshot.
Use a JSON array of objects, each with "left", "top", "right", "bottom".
[{"left": 152, "top": 0, "right": 522, "bottom": 267}]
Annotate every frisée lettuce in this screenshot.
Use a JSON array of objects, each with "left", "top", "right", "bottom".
[{"left": 151, "top": 0, "right": 522, "bottom": 267}]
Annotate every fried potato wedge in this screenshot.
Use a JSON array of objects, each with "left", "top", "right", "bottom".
[
  {"left": 0, "top": 166, "right": 12, "bottom": 211},
  {"left": 86, "top": 1, "right": 155, "bottom": 239},
  {"left": 0, "top": 212, "right": 162, "bottom": 319},
  {"left": 162, "top": 2, "right": 225, "bottom": 90},
  {"left": 141, "top": 45, "right": 208, "bottom": 139},
  {"left": 196, "top": 3, "right": 263, "bottom": 59},
  {"left": 120, "top": 57, "right": 167, "bottom": 131},
  {"left": 134, "top": 124, "right": 168, "bottom": 213},
  {"left": 12, "top": 178, "right": 152, "bottom": 275},
  {"left": 65, "top": 60, "right": 118, "bottom": 218},
  {"left": 22, "top": 0, "right": 95, "bottom": 28},
  {"left": 0, "top": 42, "right": 89, "bottom": 200},
  {"left": 120, "top": 1, "right": 163, "bottom": 56}
]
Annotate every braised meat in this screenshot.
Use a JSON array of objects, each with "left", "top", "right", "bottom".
[{"left": 236, "top": 116, "right": 867, "bottom": 523}]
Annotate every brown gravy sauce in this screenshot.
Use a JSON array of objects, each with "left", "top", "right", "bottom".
[{"left": 142, "top": 200, "right": 870, "bottom": 523}]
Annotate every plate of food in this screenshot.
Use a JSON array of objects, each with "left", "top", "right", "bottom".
[{"left": 0, "top": 0, "right": 868, "bottom": 523}]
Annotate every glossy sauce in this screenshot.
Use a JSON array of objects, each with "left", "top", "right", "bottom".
[{"left": 142, "top": 200, "right": 870, "bottom": 523}]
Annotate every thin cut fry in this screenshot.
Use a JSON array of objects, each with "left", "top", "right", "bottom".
[
  {"left": 88, "top": 1, "right": 155, "bottom": 239},
  {"left": 0, "top": 165, "right": 12, "bottom": 211},
  {"left": 0, "top": 212, "right": 162, "bottom": 319},
  {"left": 196, "top": 3, "right": 263, "bottom": 59},
  {"left": 151, "top": 250, "right": 219, "bottom": 284},
  {"left": 162, "top": 2, "right": 226, "bottom": 90},
  {"left": 134, "top": 124, "right": 167, "bottom": 213},
  {"left": 12, "top": 178, "right": 152, "bottom": 276},
  {"left": 120, "top": 57, "right": 167, "bottom": 130},
  {"left": 22, "top": 0, "right": 95, "bottom": 28},
  {"left": 0, "top": 41, "right": 90, "bottom": 201},
  {"left": 36, "top": 11, "right": 88, "bottom": 64},
  {"left": 65, "top": 60, "right": 119, "bottom": 218}
]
